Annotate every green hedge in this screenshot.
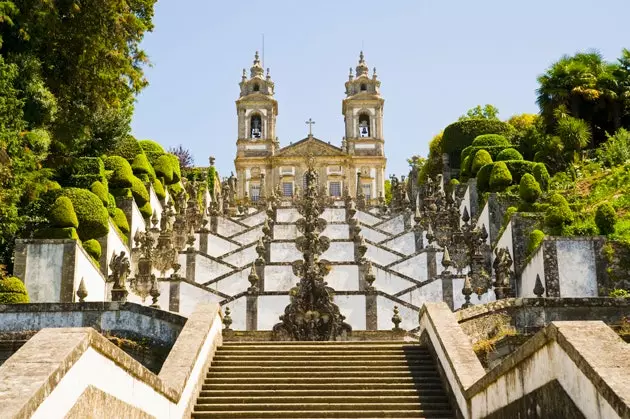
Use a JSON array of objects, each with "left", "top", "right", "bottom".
[
  {"left": 0, "top": 277, "right": 29, "bottom": 303},
  {"left": 138, "top": 140, "right": 166, "bottom": 165},
  {"left": 496, "top": 148, "right": 523, "bottom": 161},
  {"left": 138, "top": 201, "right": 153, "bottom": 219},
  {"left": 33, "top": 227, "right": 79, "bottom": 240},
  {"left": 489, "top": 161, "right": 512, "bottom": 192},
  {"left": 112, "top": 208, "right": 130, "bottom": 234},
  {"left": 130, "top": 176, "right": 150, "bottom": 206},
  {"left": 154, "top": 154, "right": 174, "bottom": 184},
  {"left": 56, "top": 157, "right": 106, "bottom": 189},
  {"left": 533, "top": 163, "right": 550, "bottom": 191},
  {"left": 442, "top": 119, "right": 514, "bottom": 154},
  {"left": 132, "top": 153, "right": 152, "bottom": 177},
  {"left": 545, "top": 193, "right": 574, "bottom": 231},
  {"left": 476, "top": 163, "right": 493, "bottom": 192},
  {"left": 471, "top": 149, "right": 493, "bottom": 176},
  {"left": 83, "top": 239, "right": 102, "bottom": 261},
  {"left": 104, "top": 156, "right": 135, "bottom": 189},
  {"left": 167, "top": 154, "right": 181, "bottom": 183},
  {"left": 153, "top": 178, "right": 166, "bottom": 200},
  {"left": 45, "top": 188, "right": 110, "bottom": 240},
  {"left": 461, "top": 145, "right": 509, "bottom": 163},
  {"left": 595, "top": 203, "right": 616, "bottom": 235},
  {"left": 49, "top": 196, "right": 79, "bottom": 228},
  {"left": 527, "top": 230, "right": 545, "bottom": 256},
  {"left": 472, "top": 134, "right": 511, "bottom": 147},
  {"left": 519, "top": 173, "right": 542, "bottom": 203},
  {"left": 504, "top": 160, "right": 537, "bottom": 184},
  {"left": 112, "top": 136, "right": 144, "bottom": 161},
  {"left": 90, "top": 181, "right": 109, "bottom": 206},
  {"left": 106, "top": 193, "right": 117, "bottom": 217}
]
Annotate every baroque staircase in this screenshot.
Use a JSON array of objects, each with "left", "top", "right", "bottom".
[{"left": 192, "top": 341, "right": 454, "bottom": 418}]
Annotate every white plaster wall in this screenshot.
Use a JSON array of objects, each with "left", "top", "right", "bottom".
[
  {"left": 382, "top": 232, "right": 416, "bottom": 255},
  {"left": 321, "top": 224, "right": 349, "bottom": 240},
  {"left": 493, "top": 220, "right": 514, "bottom": 269},
  {"left": 520, "top": 245, "right": 545, "bottom": 298},
  {"left": 404, "top": 279, "right": 443, "bottom": 307},
  {"left": 176, "top": 253, "right": 187, "bottom": 278},
  {"left": 365, "top": 243, "right": 401, "bottom": 266},
  {"left": 361, "top": 227, "right": 389, "bottom": 243},
  {"left": 223, "top": 297, "right": 246, "bottom": 330},
  {"left": 390, "top": 253, "right": 428, "bottom": 282},
  {"left": 257, "top": 295, "right": 290, "bottom": 330},
  {"left": 265, "top": 265, "right": 299, "bottom": 291},
  {"left": 452, "top": 278, "right": 496, "bottom": 310},
  {"left": 211, "top": 269, "right": 250, "bottom": 296},
  {"left": 216, "top": 217, "right": 246, "bottom": 237},
  {"left": 274, "top": 224, "right": 298, "bottom": 240},
  {"left": 377, "top": 215, "right": 405, "bottom": 235},
  {"left": 241, "top": 211, "right": 266, "bottom": 227},
  {"left": 148, "top": 185, "right": 163, "bottom": 228},
  {"left": 178, "top": 282, "right": 222, "bottom": 317},
  {"left": 326, "top": 265, "right": 360, "bottom": 291},
  {"left": 270, "top": 243, "right": 301, "bottom": 263},
  {"left": 129, "top": 200, "right": 146, "bottom": 249},
  {"left": 105, "top": 221, "right": 129, "bottom": 277},
  {"left": 321, "top": 208, "right": 346, "bottom": 223},
  {"left": 334, "top": 295, "right": 366, "bottom": 330},
  {"left": 195, "top": 255, "right": 232, "bottom": 282},
  {"left": 206, "top": 234, "right": 239, "bottom": 257},
  {"left": 377, "top": 296, "right": 417, "bottom": 330},
  {"left": 557, "top": 240, "right": 598, "bottom": 297},
  {"left": 476, "top": 201, "right": 491, "bottom": 245},
  {"left": 222, "top": 245, "right": 257, "bottom": 267},
  {"left": 374, "top": 267, "right": 415, "bottom": 294},
  {"left": 321, "top": 242, "right": 355, "bottom": 263},
  {"left": 120, "top": 280, "right": 169, "bottom": 311},
  {"left": 73, "top": 245, "right": 106, "bottom": 302},
  {"left": 231, "top": 226, "right": 263, "bottom": 245},
  {"left": 355, "top": 210, "right": 381, "bottom": 226},
  {"left": 276, "top": 208, "right": 300, "bottom": 223},
  {"left": 24, "top": 243, "right": 65, "bottom": 302}
]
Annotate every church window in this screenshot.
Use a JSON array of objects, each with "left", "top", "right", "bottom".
[
  {"left": 282, "top": 182, "right": 293, "bottom": 197},
  {"left": 250, "top": 183, "right": 261, "bottom": 202},
  {"left": 362, "top": 183, "right": 372, "bottom": 200},
  {"left": 359, "top": 114, "right": 370, "bottom": 138},
  {"left": 329, "top": 181, "right": 341, "bottom": 197},
  {"left": 250, "top": 114, "right": 262, "bottom": 139},
  {"left": 253, "top": 83, "right": 260, "bottom": 92},
  {"left": 360, "top": 83, "right": 367, "bottom": 91}
]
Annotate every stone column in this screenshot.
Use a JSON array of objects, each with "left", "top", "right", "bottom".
[
  {"left": 185, "top": 249, "right": 196, "bottom": 283},
  {"left": 198, "top": 230, "right": 209, "bottom": 254},
  {"left": 365, "top": 291, "right": 377, "bottom": 330},
  {"left": 246, "top": 293, "right": 258, "bottom": 331}
]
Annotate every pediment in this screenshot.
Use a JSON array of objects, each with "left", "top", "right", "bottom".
[{"left": 275, "top": 137, "right": 346, "bottom": 158}]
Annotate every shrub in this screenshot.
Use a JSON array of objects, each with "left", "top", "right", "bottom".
[
  {"left": 113, "top": 208, "right": 130, "bottom": 234},
  {"left": 0, "top": 277, "right": 29, "bottom": 303},
  {"left": 138, "top": 201, "right": 153, "bottom": 219},
  {"left": 476, "top": 163, "right": 494, "bottom": 192},
  {"left": 519, "top": 174, "right": 542, "bottom": 203},
  {"left": 545, "top": 193, "right": 574, "bottom": 231},
  {"left": 503, "top": 160, "right": 536, "bottom": 184},
  {"left": 104, "top": 156, "right": 134, "bottom": 188},
  {"left": 471, "top": 150, "right": 493, "bottom": 175},
  {"left": 597, "top": 128, "right": 630, "bottom": 167},
  {"left": 33, "top": 227, "right": 79, "bottom": 240},
  {"left": 496, "top": 148, "right": 523, "bottom": 161},
  {"left": 45, "top": 188, "right": 110, "bottom": 240},
  {"left": 460, "top": 156, "right": 471, "bottom": 177},
  {"left": 24, "top": 129, "right": 51, "bottom": 155},
  {"left": 533, "top": 163, "right": 550, "bottom": 191},
  {"left": 527, "top": 230, "right": 545, "bottom": 256},
  {"left": 153, "top": 178, "right": 166, "bottom": 200},
  {"left": 106, "top": 193, "right": 117, "bottom": 217},
  {"left": 154, "top": 154, "right": 174, "bottom": 184},
  {"left": 609, "top": 288, "right": 630, "bottom": 298},
  {"left": 138, "top": 140, "right": 165, "bottom": 164},
  {"left": 564, "top": 218, "right": 598, "bottom": 236},
  {"left": 489, "top": 161, "right": 512, "bottom": 192},
  {"left": 56, "top": 157, "right": 106, "bottom": 189},
  {"left": 207, "top": 166, "right": 217, "bottom": 196},
  {"left": 442, "top": 119, "right": 513, "bottom": 154},
  {"left": 130, "top": 176, "right": 150, "bottom": 206},
  {"left": 49, "top": 196, "right": 79, "bottom": 228},
  {"left": 472, "top": 134, "right": 511, "bottom": 147},
  {"left": 90, "top": 181, "right": 109, "bottom": 206},
  {"left": 595, "top": 203, "right": 616, "bottom": 235},
  {"left": 112, "top": 136, "right": 144, "bottom": 161},
  {"left": 83, "top": 239, "right": 102, "bottom": 261},
  {"left": 168, "top": 182, "right": 184, "bottom": 198},
  {"left": 132, "top": 153, "right": 152, "bottom": 176},
  {"left": 167, "top": 154, "right": 182, "bottom": 183}
]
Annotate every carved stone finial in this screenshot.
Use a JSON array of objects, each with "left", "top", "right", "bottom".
[
  {"left": 533, "top": 274, "right": 545, "bottom": 297},
  {"left": 76, "top": 278, "right": 87, "bottom": 302},
  {"left": 462, "top": 275, "right": 473, "bottom": 309},
  {"left": 364, "top": 260, "right": 376, "bottom": 291},
  {"left": 223, "top": 307, "right": 233, "bottom": 330},
  {"left": 392, "top": 306, "right": 402, "bottom": 330},
  {"left": 149, "top": 276, "right": 160, "bottom": 308},
  {"left": 442, "top": 247, "right": 452, "bottom": 269},
  {"left": 462, "top": 207, "right": 470, "bottom": 224},
  {"left": 248, "top": 264, "right": 259, "bottom": 292}
]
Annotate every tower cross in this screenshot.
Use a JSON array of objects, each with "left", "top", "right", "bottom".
[{"left": 305, "top": 118, "right": 316, "bottom": 136}]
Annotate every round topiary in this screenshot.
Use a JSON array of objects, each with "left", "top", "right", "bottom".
[
  {"left": 595, "top": 203, "right": 616, "bottom": 235},
  {"left": 0, "top": 276, "right": 29, "bottom": 303},
  {"left": 519, "top": 173, "right": 542, "bottom": 203},
  {"left": 138, "top": 201, "right": 153, "bottom": 219},
  {"left": 49, "top": 196, "right": 79, "bottom": 229},
  {"left": 153, "top": 178, "right": 166, "bottom": 200},
  {"left": 138, "top": 140, "right": 166, "bottom": 165},
  {"left": 545, "top": 193, "right": 574, "bottom": 230},
  {"left": 90, "top": 181, "right": 109, "bottom": 206},
  {"left": 496, "top": 148, "right": 524, "bottom": 161},
  {"left": 154, "top": 154, "right": 174, "bottom": 184},
  {"left": 132, "top": 153, "right": 152, "bottom": 176},
  {"left": 476, "top": 163, "right": 494, "bottom": 192},
  {"left": 104, "top": 156, "right": 134, "bottom": 189},
  {"left": 533, "top": 163, "right": 550, "bottom": 191},
  {"left": 33, "top": 227, "right": 79, "bottom": 240},
  {"left": 460, "top": 155, "right": 471, "bottom": 177},
  {"left": 130, "top": 176, "right": 150, "bottom": 206},
  {"left": 527, "top": 230, "right": 545, "bottom": 255},
  {"left": 489, "top": 161, "right": 513, "bottom": 191},
  {"left": 166, "top": 154, "right": 182, "bottom": 183},
  {"left": 112, "top": 208, "right": 130, "bottom": 234},
  {"left": 472, "top": 134, "right": 511, "bottom": 147},
  {"left": 112, "top": 136, "right": 145, "bottom": 161},
  {"left": 82, "top": 239, "right": 102, "bottom": 260},
  {"left": 442, "top": 119, "right": 514, "bottom": 154},
  {"left": 47, "top": 188, "right": 110, "bottom": 241},
  {"left": 471, "top": 150, "right": 493, "bottom": 176}
]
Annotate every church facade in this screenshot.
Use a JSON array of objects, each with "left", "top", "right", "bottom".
[{"left": 233, "top": 51, "right": 387, "bottom": 202}]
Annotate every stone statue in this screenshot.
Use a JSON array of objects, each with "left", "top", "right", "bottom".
[{"left": 108, "top": 251, "right": 131, "bottom": 302}]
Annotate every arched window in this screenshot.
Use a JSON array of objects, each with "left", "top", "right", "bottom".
[
  {"left": 358, "top": 114, "right": 370, "bottom": 138},
  {"left": 360, "top": 83, "right": 367, "bottom": 92},
  {"left": 250, "top": 114, "right": 262, "bottom": 139},
  {"left": 253, "top": 83, "right": 260, "bottom": 92}
]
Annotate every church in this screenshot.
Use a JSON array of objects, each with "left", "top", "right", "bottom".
[{"left": 233, "top": 51, "right": 387, "bottom": 202}]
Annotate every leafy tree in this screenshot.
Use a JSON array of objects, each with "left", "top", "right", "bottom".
[
  {"left": 555, "top": 113, "right": 592, "bottom": 153},
  {"left": 169, "top": 144, "right": 194, "bottom": 169},
  {"left": 459, "top": 104, "right": 500, "bottom": 121},
  {"left": 596, "top": 128, "right": 630, "bottom": 167}
]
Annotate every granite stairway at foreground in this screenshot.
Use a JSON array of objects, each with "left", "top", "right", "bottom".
[{"left": 192, "top": 341, "right": 454, "bottom": 418}]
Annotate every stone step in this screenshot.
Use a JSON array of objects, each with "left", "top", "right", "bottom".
[
  {"left": 192, "top": 408, "right": 453, "bottom": 418},
  {"left": 197, "top": 388, "right": 447, "bottom": 398},
  {"left": 201, "top": 382, "right": 444, "bottom": 391},
  {"left": 194, "top": 402, "right": 453, "bottom": 412},
  {"left": 212, "top": 354, "right": 430, "bottom": 362},
  {"left": 196, "top": 395, "right": 449, "bottom": 405},
  {"left": 221, "top": 341, "right": 420, "bottom": 346},
  {"left": 211, "top": 359, "right": 433, "bottom": 367},
  {"left": 204, "top": 376, "right": 443, "bottom": 384},
  {"left": 219, "top": 344, "right": 426, "bottom": 351},
  {"left": 207, "top": 365, "right": 438, "bottom": 373},
  {"left": 206, "top": 369, "right": 438, "bottom": 378}
]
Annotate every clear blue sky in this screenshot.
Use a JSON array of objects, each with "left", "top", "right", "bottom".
[{"left": 131, "top": 0, "right": 629, "bottom": 178}]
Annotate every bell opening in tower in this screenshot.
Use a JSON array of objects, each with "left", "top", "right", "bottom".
[
  {"left": 250, "top": 114, "right": 262, "bottom": 139},
  {"left": 359, "top": 114, "right": 370, "bottom": 138}
]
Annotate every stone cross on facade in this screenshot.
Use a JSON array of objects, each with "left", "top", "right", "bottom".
[{"left": 305, "top": 118, "right": 315, "bottom": 136}]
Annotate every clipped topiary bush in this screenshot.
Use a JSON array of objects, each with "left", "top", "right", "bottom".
[
  {"left": 130, "top": 176, "right": 150, "bottom": 206},
  {"left": 460, "top": 155, "right": 471, "bottom": 177},
  {"left": 0, "top": 277, "right": 29, "bottom": 303},
  {"left": 519, "top": 173, "right": 542, "bottom": 203},
  {"left": 45, "top": 188, "right": 110, "bottom": 240},
  {"left": 442, "top": 119, "right": 513, "bottom": 154},
  {"left": 33, "top": 227, "right": 79, "bottom": 240},
  {"left": 82, "top": 239, "right": 102, "bottom": 261},
  {"left": 527, "top": 229, "right": 545, "bottom": 256},
  {"left": 545, "top": 193, "right": 574, "bottom": 231},
  {"left": 472, "top": 134, "right": 511, "bottom": 147},
  {"left": 49, "top": 196, "right": 79, "bottom": 228},
  {"left": 533, "top": 163, "right": 550, "bottom": 191},
  {"left": 113, "top": 208, "right": 130, "bottom": 234},
  {"left": 503, "top": 160, "right": 537, "bottom": 184},
  {"left": 595, "top": 203, "right": 616, "bottom": 235},
  {"left": 56, "top": 157, "right": 106, "bottom": 189},
  {"left": 489, "top": 161, "right": 512, "bottom": 192},
  {"left": 132, "top": 153, "right": 152, "bottom": 178},
  {"left": 154, "top": 154, "right": 174, "bottom": 184},
  {"left": 138, "top": 140, "right": 166, "bottom": 165},
  {"left": 104, "top": 156, "right": 135, "bottom": 189},
  {"left": 168, "top": 182, "right": 184, "bottom": 198},
  {"left": 112, "top": 136, "right": 144, "bottom": 161},
  {"left": 138, "top": 201, "right": 153, "bottom": 219},
  {"left": 106, "top": 193, "right": 117, "bottom": 217},
  {"left": 90, "top": 181, "right": 109, "bottom": 206},
  {"left": 471, "top": 150, "right": 493, "bottom": 176},
  {"left": 166, "top": 154, "right": 182, "bottom": 183},
  {"left": 153, "top": 178, "right": 166, "bottom": 200},
  {"left": 496, "top": 148, "right": 524, "bottom": 161},
  {"left": 476, "top": 163, "right": 494, "bottom": 192}
]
